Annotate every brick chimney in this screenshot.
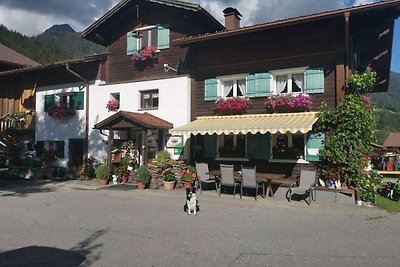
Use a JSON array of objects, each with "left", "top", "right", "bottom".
[{"left": 223, "top": 7, "right": 242, "bottom": 30}]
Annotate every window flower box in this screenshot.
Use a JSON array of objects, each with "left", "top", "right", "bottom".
[
  {"left": 264, "top": 93, "right": 311, "bottom": 113},
  {"left": 47, "top": 104, "right": 76, "bottom": 118},
  {"left": 214, "top": 96, "right": 253, "bottom": 115},
  {"left": 131, "top": 46, "right": 158, "bottom": 69},
  {"left": 106, "top": 99, "right": 119, "bottom": 111}
]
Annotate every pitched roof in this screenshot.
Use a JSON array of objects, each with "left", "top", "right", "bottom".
[
  {"left": 81, "top": 0, "right": 224, "bottom": 46},
  {"left": 94, "top": 111, "right": 173, "bottom": 130},
  {"left": 0, "top": 43, "right": 40, "bottom": 68},
  {"left": 383, "top": 132, "right": 400, "bottom": 148},
  {"left": 176, "top": 0, "right": 400, "bottom": 45}
]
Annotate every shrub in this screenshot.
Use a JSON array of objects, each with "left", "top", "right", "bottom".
[
  {"left": 156, "top": 150, "right": 171, "bottom": 164},
  {"left": 134, "top": 165, "right": 151, "bottom": 184},
  {"left": 95, "top": 164, "right": 110, "bottom": 180}
]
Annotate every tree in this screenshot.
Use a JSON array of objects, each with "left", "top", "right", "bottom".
[{"left": 316, "top": 67, "right": 379, "bottom": 202}]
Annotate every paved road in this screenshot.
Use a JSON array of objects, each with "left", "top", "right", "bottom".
[{"left": 0, "top": 179, "right": 399, "bottom": 267}]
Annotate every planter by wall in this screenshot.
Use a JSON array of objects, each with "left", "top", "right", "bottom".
[{"left": 163, "top": 181, "right": 175, "bottom": 191}]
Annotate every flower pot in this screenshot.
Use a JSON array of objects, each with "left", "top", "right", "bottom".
[
  {"left": 163, "top": 181, "right": 175, "bottom": 191},
  {"left": 99, "top": 179, "right": 108, "bottom": 186},
  {"left": 137, "top": 182, "right": 146, "bottom": 190}
]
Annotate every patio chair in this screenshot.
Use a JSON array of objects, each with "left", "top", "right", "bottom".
[
  {"left": 240, "top": 166, "right": 265, "bottom": 200},
  {"left": 286, "top": 170, "right": 316, "bottom": 205},
  {"left": 195, "top": 162, "right": 218, "bottom": 194},
  {"left": 219, "top": 164, "right": 241, "bottom": 198}
]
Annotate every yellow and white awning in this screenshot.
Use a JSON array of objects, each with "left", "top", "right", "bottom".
[{"left": 170, "top": 112, "right": 318, "bottom": 136}]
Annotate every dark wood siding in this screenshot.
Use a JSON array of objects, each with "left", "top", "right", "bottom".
[{"left": 189, "top": 20, "right": 339, "bottom": 117}]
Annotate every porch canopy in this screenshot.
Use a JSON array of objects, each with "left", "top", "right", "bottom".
[
  {"left": 170, "top": 112, "right": 318, "bottom": 136},
  {"left": 94, "top": 110, "right": 173, "bottom": 165}
]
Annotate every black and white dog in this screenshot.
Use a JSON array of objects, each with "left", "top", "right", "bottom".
[{"left": 184, "top": 187, "right": 199, "bottom": 215}]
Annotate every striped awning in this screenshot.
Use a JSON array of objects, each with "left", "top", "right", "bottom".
[{"left": 170, "top": 112, "right": 318, "bottom": 136}]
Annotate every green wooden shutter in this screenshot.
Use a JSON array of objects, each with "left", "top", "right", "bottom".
[
  {"left": 205, "top": 78, "right": 218, "bottom": 101},
  {"left": 246, "top": 74, "right": 255, "bottom": 98},
  {"left": 203, "top": 134, "right": 217, "bottom": 158},
  {"left": 56, "top": 141, "right": 65, "bottom": 158},
  {"left": 306, "top": 132, "right": 325, "bottom": 162},
  {"left": 255, "top": 72, "right": 271, "bottom": 97},
  {"left": 305, "top": 68, "right": 324, "bottom": 94},
  {"left": 157, "top": 24, "right": 170, "bottom": 49},
  {"left": 247, "top": 133, "right": 270, "bottom": 160},
  {"left": 127, "top": 31, "right": 137, "bottom": 55},
  {"left": 44, "top": 95, "right": 54, "bottom": 112},
  {"left": 71, "top": 92, "right": 84, "bottom": 110}
]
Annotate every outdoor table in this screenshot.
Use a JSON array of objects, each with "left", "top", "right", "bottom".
[{"left": 206, "top": 170, "right": 286, "bottom": 197}]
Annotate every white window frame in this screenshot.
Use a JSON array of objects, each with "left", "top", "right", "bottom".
[
  {"left": 269, "top": 132, "right": 308, "bottom": 163},
  {"left": 217, "top": 74, "right": 248, "bottom": 98},
  {"left": 270, "top": 67, "right": 308, "bottom": 95},
  {"left": 134, "top": 25, "right": 159, "bottom": 49},
  {"left": 55, "top": 93, "right": 74, "bottom": 108}
]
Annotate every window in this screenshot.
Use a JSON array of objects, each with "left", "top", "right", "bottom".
[
  {"left": 271, "top": 67, "right": 307, "bottom": 94},
  {"left": 44, "top": 92, "right": 84, "bottom": 111},
  {"left": 217, "top": 134, "right": 246, "bottom": 158},
  {"left": 35, "top": 140, "right": 65, "bottom": 158},
  {"left": 140, "top": 90, "right": 159, "bottom": 109},
  {"left": 272, "top": 133, "right": 305, "bottom": 160},
  {"left": 127, "top": 25, "right": 169, "bottom": 55},
  {"left": 219, "top": 75, "right": 247, "bottom": 98}
]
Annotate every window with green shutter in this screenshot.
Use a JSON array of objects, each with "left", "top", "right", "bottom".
[
  {"left": 247, "top": 133, "right": 270, "bottom": 160},
  {"left": 204, "top": 134, "right": 217, "bottom": 158},
  {"left": 254, "top": 73, "right": 271, "bottom": 97},
  {"left": 305, "top": 68, "right": 324, "bottom": 94},
  {"left": 126, "top": 31, "right": 137, "bottom": 55},
  {"left": 157, "top": 24, "right": 170, "bottom": 50},
  {"left": 44, "top": 95, "right": 54, "bottom": 112},
  {"left": 70, "top": 92, "right": 84, "bottom": 110},
  {"left": 306, "top": 132, "right": 325, "bottom": 162},
  {"left": 205, "top": 78, "right": 218, "bottom": 101}
]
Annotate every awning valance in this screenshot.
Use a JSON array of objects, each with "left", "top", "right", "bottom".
[{"left": 169, "top": 112, "right": 318, "bottom": 136}]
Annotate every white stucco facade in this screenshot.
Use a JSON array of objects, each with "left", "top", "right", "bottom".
[
  {"left": 35, "top": 81, "right": 88, "bottom": 168},
  {"left": 88, "top": 76, "right": 192, "bottom": 162}
]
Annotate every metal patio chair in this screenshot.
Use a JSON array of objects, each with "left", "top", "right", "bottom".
[
  {"left": 240, "top": 166, "right": 265, "bottom": 200},
  {"left": 286, "top": 170, "right": 316, "bottom": 205},
  {"left": 195, "top": 162, "right": 218, "bottom": 194},
  {"left": 219, "top": 164, "right": 241, "bottom": 198}
]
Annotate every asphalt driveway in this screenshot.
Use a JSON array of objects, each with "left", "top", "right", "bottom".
[{"left": 0, "top": 178, "right": 399, "bottom": 267}]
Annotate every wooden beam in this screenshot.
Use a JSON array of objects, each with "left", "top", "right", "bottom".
[
  {"left": 107, "top": 129, "right": 114, "bottom": 171},
  {"left": 141, "top": 129, "right": 148, "bottom": 165}
]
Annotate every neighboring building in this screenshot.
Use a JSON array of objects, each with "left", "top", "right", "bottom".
[
  {"left": 170, "top": 1, "right": 400, "bottom": 175},
  {"left": 0, "top": 43, "right": 40, "bottom": 72},
  {"left": 383, "top": 132, "right": 400, "bottom": 151},
  {"left": 81, "top": 0, "right": 224, "bottom": 164}
]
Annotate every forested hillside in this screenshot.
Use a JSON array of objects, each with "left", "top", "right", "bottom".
[
  {"left": 370, "top": 72, "right": 400, "bottom": 144},
  {"left": 0, "top": 25, "right": 71, "bottom": 64}
]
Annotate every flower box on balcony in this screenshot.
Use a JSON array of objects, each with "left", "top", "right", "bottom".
[
  {"left": 47, "top": 105, "right": 76, "bottom": 119},
  {"left": 131, "top": 46, "right": 158, "bottom": 69},
  {"left": 264, "top": 93, "right": 311, "bottom": 113},
  {"left": 214, "top": 96, "right": 253, "bottom": 116}
]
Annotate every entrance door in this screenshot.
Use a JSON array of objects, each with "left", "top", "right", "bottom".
[{"left": 69, "top": 139, "right": 84, "bottom": 177}]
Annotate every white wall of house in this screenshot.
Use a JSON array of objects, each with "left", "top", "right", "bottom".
[
  {"left": 88, "top": 76, "right": 192, "bottom": 162},
  {"left": 35, "top": 81, "right": 88, "bottom": 168}
]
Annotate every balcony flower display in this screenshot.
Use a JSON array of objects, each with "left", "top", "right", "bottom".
[
  {"left": 131, "top": 46, "right": 158, "bottom": 68},
  {"left": 264, "top": 93, "right": 311, "bottom": 113},
  {"left": 106, "top": 99, "right": 119, "bottom": 111},
  {"left": 214, "top": 96, "right": 253, "bottom": 115},
  {"left": 47, "top": 104, "right": 76, "bottom": 118}
]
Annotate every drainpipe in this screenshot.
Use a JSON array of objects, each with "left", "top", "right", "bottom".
[{"left": 65, "top": 63, "right": 89, "bottom": 160}]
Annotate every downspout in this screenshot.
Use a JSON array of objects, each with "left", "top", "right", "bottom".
[
  {"left": 65, "top": 63, "right": 89, "bottom": 159},
  {"left": 344, "top": 12, "right": 351, "bottom": 84}
]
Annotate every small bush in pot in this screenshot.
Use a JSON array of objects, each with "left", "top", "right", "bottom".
[
  {"left": 134, "top": 165, "right": 151, "bottom": 189},
  {"left": 95, "top": 163, "right": 110, "bottom": 185}
]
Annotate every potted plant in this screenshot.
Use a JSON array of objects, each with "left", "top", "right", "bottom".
[
  {"left": 214, "top": 96, "right": 253, "bottom": 115},
  {"left": 264, "top": 93, "right": 311, "bottom": 113},
  {"left": 162, "top": 168, "right": 176, "bottom": 190},
  {"left": 179, "top": 165, "right": 197, "bottom": 189},
  {"left": 106, "top": 99, "right": 119, "bottom": 112},
  {"left": 134, "top": 165, "right": 151, "bottom": 189},
  {"left": 79, "top": 156, "right": 96, "bottom": 180},
  {"left": 95, "top": 163, "right": 110, "bottom": 185},
  {"left": 47, "top": 104, "right": 76, "bottom": 118},
  {"left": 131, "top": 46, "right": 159, "bottom": 69}
]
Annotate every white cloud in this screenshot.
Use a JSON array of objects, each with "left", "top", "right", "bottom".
[{"left": 353, "top": 0, "right": 375, "bottom": 5}]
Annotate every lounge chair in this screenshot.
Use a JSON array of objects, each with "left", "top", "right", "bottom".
[
  {"left": 195, "top": 162, "right": 218, "bottom": 194},
  {"left": 286, "top": 170, "right": 316, "bottom": 205},
  {"left": 240, "top": 166, "right": 265, "bottom": 200},
  {"left": 219, "top": 164, "right": 241, "bottom": 198}
]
